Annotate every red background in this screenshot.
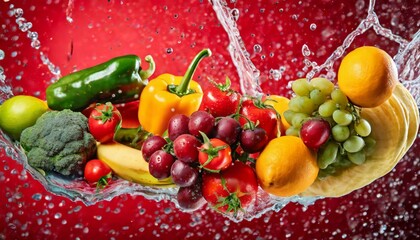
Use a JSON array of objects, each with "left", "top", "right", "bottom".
[{"left": 0, "top": 0, "right": 419, "bottom": 239}]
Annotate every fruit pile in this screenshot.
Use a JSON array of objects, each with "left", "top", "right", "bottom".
[
  {"left": 143, "top": 109, "right": 267, "bottom": 212},
  {"left": 283, "top": 77, "right": 376, "bottom": 178},
  {"left": 0, "top": 46, "right": 418, "bottom": 216}
]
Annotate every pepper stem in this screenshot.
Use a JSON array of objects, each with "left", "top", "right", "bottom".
[
  {"left": 139, "top": 55, "right": 156, "bottom": 80},
  {"left": 175, "top": 48, "right": 212, "bottom": 95}
]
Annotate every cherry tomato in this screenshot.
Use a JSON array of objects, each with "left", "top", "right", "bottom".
[
  {"left": 88, "top": 102, "right": 122, "bottom": 143},
  {"left": 84, "top": 159, "right": 112, "bottom": 188},
  {"left": 199, "top": 77, "right": 241, "bottom": 117},
  {"left": 198, "top": 138, "right": 232, "bottom": 171},
  {"left": 239, "top": 98, "right": 279, "bottom": 141},
  {"left": 202, "top": 161, "right": 258, "bottom": 214}
]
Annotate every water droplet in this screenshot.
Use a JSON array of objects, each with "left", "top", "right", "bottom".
[
  {"left": 0, "top": 50, "right": 4, "bottom": 60},
  {"left": 15, "top": 17, "right": 26, "bottom": 26},
  {"left": 31, "top": 39, "right": 41, "bottom": 49},
  {"left": 166, "top": 48, "right": 173, "bottom": 54},
  {"left": 27, "top": 31, "right": 38, "bottom": 40},
  {"left": 54, "top": 213, "right": 62, "bottom": 219},
  {"left": 302, "top": 44, "right": 311, "bottom": 57},
  {"left": 66, "top": 16, "right": 73, "bottom": 23},
  {"left": 310, "top": 23, "right": 317, "bottom": 31},
  {"left": 270, "top": 69, "right": 282, "bottom": 81},
  {"left": 253, "top": 44, "right": 262, "bottom": 53},
  {"left": 231, "top": 8, "right": 240, "bottom": 21},
  {"left": 163, "top": 208, "right": 172, "bottom": 214},
  {"left": 355, "top": 0, "right": 365, "bottom": 11},
  {"left": 14, "top": 8, "right": 23, "bottom": 18},
  {"left": 19, "top": 22, "right": 32, "bottom": 32}
]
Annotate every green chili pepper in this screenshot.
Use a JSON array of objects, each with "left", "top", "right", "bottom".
[{"left": 46, "top": 55, "right": 155, "bottom": 111}]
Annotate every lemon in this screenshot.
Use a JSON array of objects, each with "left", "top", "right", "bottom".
[
  {"left": 256, "top": 136, "right": 319, "bottom": 197},
  {"left": 0, "top": 95, "right": 49, "bottom": 140},
  {"left": 337, "top": 46, "right": 398, "bottom": 108},
  {"left": 266, "top": 95, "right": 291, "bottom": 131}
]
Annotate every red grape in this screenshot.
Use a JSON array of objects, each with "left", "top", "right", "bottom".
[
  {"left": 170, "top": 160, "right": 199, "bottom": 187},
  {"left": 214, "top": 117, "right": 241, "bottom": 145},
  {"left": 240, "top": 127, "right": 269, "bottom": 153},
  {"left": 173, "top": 134, "right": 201, "bottom": 163},
  {"left": 188, "top": 111, "right": 215, "bottom": 138},
  {"left": 148, "top": 150, "right": 175, "bottom": 180},
  {"left": 300, "top": 118, "right": 331, "bottom": 149},
  {"left": 168, "top": 114, "right": 190, "bottom": 141},
  {"left": 176, "top": 182, "right": 206, "bottom": 211},
  {"left": 142, "top": 135, "right": 167, "bottom": 162}
]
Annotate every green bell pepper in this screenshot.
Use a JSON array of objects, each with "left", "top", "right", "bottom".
[{"left": 46, "top": 55, "right": 155, "bottom": 111}]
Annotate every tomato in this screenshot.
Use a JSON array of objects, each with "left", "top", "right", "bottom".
[
  {"left": 239, "top": 98, "right": 279, "bottom": 141},
  {"left": 199, "top": 77, "right": 241, "bottom": 117},
  {"left": 88, "top": 102, "right": 122, "bottom": 143},
  {"left": 84, "top": 159, "right": 112, "bottom": 188},
  {"left": 202, "top": 161, "right": 258, "bottom": 214},
  {"left": 198, "top": 138, "right": 232, "bottom": 171}
]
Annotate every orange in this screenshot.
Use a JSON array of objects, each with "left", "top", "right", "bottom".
[
  {"left": 266, "top": 95, "right": 291, "bottom": 134},
  {"left": 256, "top": 136, "right": 319, "bottom": 197},
  {"left": 337, "top": 46, "right": 398, "bottom": 108}
]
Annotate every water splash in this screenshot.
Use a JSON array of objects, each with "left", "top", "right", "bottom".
[
  {"left": 210, "top": 0, "right": 263, "bottom": 97},
  {"left": 66, "top": 0, "right": 75, "bottom": 23},
  {"left": 7, "top": 4, "right": 62, "bottom": 81},
  {"left": 305, "top": 1, "right": 410, "bottom": 81},
  {"left": 0, "top": 0, "right": 419, "bottom": 225},
  {"left": 395, "top": 30, "right": 420, "bottom": 106}
]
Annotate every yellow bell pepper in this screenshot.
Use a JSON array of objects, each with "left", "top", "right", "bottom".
[{"left": 138, "top": 49, "right": 212, "bottom": 136}]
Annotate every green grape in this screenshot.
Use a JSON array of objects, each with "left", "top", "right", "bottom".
[
  {"left": 291, "top": 78, "right": 313, "bottom": 96},
  {"left": 285, "top": 126, "right": 300, "bottom": 137},
  {"left": 363, "top": 136, "right": 377, "bottom": 156},
  {"left": 309, "top": 89, "right": 326, "bottom": 106},
  {"left": 288, "top": 97, "right": 302, "bottom": 112},
  {"left": 333, "top": 157, "right": 353, "bottom": 169},
  {"left": 332, "top": 109, "right": 353, "bottom": 126},
  {"left": 288, "top": 96, "right": 316, "bottom": 114},
  {"left": 332, "top": 125, "right": 350, "bottom": 142},
  {"left": 354, "top": 118, "right": 372, "bottom": 137},
  {"left": 310, "top": 77, "right": 335, "bottom": 95},
  {"left": 318, "top": 166, "right": 336, "bottom": 179},
  {"left": 317, "top": 141, "right": 339, "bottom": 169},
  {"left": 291, "top": 112, "right": 309, "bottom": 128},
  {"left": 283, "top": 109, "right": 296, "bottom": 126},
  {"left": 347, "top": 151, "right": 366, "bottom": 165},
  {"left": 343, "top": 135, "right": 365, "bottom": 153},
  {"left": 318, "top": 100, "right": 337, "bottom": 117},
  {"left": 331, "top": 88, "right": 349, "bottom": 109},
  {"left": 324, "top": 117, "right": 336, "bottom": 127},
  {"left": 300, "top": 96, "right": 316, "bottom": 114}
]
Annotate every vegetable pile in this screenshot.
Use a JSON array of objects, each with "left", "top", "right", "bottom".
[{"left": 0, "top": 46, "right": 418, "bottom": 217}]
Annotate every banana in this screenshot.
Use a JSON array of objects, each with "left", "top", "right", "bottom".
[
  {"left": 302, "top": 83, "right": 419, "bottom": 197},
  {"left": 97, "top": 142, "right": 174, "bottom": 186}
]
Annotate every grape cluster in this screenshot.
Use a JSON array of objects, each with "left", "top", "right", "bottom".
[
  {"left": 142, "top": 110, "right": 267, "bottom": 209},
  {"left": 284, "top": 78, "right": 376, "bottom": 178}
]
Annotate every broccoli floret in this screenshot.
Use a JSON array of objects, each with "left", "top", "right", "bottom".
[{"left": 20, "top": 109, "right": 96, "bottom": 176}]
